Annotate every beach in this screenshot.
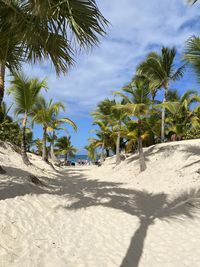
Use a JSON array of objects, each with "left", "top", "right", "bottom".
[{"left": 0, "top": 139, "right": 200, "bottom": 267}]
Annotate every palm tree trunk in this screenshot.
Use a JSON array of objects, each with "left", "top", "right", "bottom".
[
  {"left": 100, "top": 140, "right": 105, "bottom": 164},
  {"left": 106, "top": 149, "right": 110, "bottom": 157},
  {"left": 138, "top": 120, "right": 146, "bottom": 172},
  {"left": 50, "top": 141, "right": 57, "bottom": 161},
  {"left": 42, "top": 126, "right": 48, "bottom": 162},
  {"left": 161, "top": 86, "right": 168, "bottom": 143},
  {"left": 138, "top": 135, "right": 146, "bottom": 172},
  {"left": 21, "top": 113, "right": 31, "bottom": 165},
  {"left": 50, "top": 133, "right": 58, "bottom": 162},
  {"left": 116, "top": 130, "right": 121, "bottom": 165},
  {"left": 0, "top": 62, "right": 5, "bottom": 106},
  {"left": 0, "top": 63, "right": 6, "bottom": 173},
  {"left": 64, "top": 153, "right": 68, "bottom": 165}
]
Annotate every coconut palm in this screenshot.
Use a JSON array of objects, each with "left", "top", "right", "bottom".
[
  {"left": 137, "top": 47, "right": 185, "bottom": 142},
  {"left": 55, "top": 136, "right": 77, "bottom": 165},
  {"left": 110, "top": 102, "right": 128, "bottom": 165},
  {"left": 92, "top": 120, "right": 112, "bottom": 164},
  {"left": 161, "top": 90, "right": 200, "bottom": 140},
  {"left": 32, "top": 97, "right": 77, "bottom": 163},
  {"left": 0, "top": 102, "right": 13, "bottom": 124},
  {"left": 93, "top": 98, "right": 127, "bottom": 165},
  {"left": 47, "top": 117, "right": 77, "bottom": 162},
  {"left": 185, "top": 36, "right": 200, "bottom": 83},
  {"left": 9, "top": 72, "right": 47, "bottom": 165},
  {"left": 85, "top": 144, "right": 96, "bottom": 162},
  {"left": 0, "top": 1, "right": 108, "bottom": 105},
  {"left": 115, "top": 76, "right": 151, "bottom": 172}
]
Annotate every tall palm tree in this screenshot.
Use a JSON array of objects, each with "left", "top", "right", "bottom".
[
  {"left": 115, "top": 76, "right": 151, "bottom": 172},
  {"left": 48, "top": 117, "right": 76, "bottom": 162},
  {"left": 9, "top": 72, "right": 47, "bottom": 165},
  {"left": 92, "top": 98, "right": 116, "bottom": 158},
  {"left": 0, "top": 1, "right": 108, "bottom": 105},
  {"left": 111, "top": 102, "right": 128, "bottom": 165},
  {"left": 137, "top": 47, "right": 185, "bottom": 142},
  {"left": 55, "top": 136, "right": 77, "bottom": 165},
  {"left": 92, "top": 120, "right": 111, "bottom": 164},
  {"left": 93, "top": 98, "right": 127, "bottom": 165},
  {"left": 32, "top": 97, "right": 77, "bottom": 163}
]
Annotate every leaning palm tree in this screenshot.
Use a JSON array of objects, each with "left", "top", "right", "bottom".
[
  {"left": 0, "top": 1, "right": 108, "bottom": 105},
  {"left": 32, "top": 97, "right": 77, "bottom": 163},
  {"left": 55, "top": 136, "right": 77, "bottom": 165},
  {"left": 9, "top": 72, "right": 47, "bottom": 165},
  {"left": 137, "top": 47, "right": 185, "bottom": 142}
]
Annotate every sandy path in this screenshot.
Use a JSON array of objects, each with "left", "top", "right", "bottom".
[{"left": 0, "top": 165, "right": 200, "bottom": 267}]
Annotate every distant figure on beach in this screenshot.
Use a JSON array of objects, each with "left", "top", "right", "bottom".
[{"left": 77, "top": 158, "right": 81, "bottom": 166}]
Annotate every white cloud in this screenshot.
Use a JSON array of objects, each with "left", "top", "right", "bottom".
[{"left": 6, "top": 0, "right": 200, "bottom": 116}]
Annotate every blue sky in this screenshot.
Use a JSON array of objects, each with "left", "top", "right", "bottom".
[{"left": 5, "top": 0, "right": 200, "bottom": 154}]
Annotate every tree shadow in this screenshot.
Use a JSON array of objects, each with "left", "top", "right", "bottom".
[
  {"left": 0, "top": 166, "right": 200, "bottom": 266},
  {"left": 181, "top": 145, "right": 200, "bottom": 159},
  {"left": 125, "top": 144, "right": 179, "bottom": 165},
  {"left": 61, "top": 181, "right": 200, "bottom": 267},
  {"left": 182, "top": 159, "right": 200, "bottom": 169}
]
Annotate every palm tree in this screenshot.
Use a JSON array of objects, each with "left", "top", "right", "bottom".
[
  {"left": 111, "top": 102, "right": 128, "bottom": 165},
  {"left": 92, "top": 120, "right": 111, "bottom": 164},
  {"left": 85, "top": 144, "right": 96, "bottom": 162},
  {"left": 0, "top": 102, "right": 13, "bottom": 124},
  {"left": 92, "top": 99, "right": 116, "bottom": 158},
  {"left": 93, "top": 98, "right": 127, "bottom": 165},
  {"left": 162, "top": 90, "right": 200, "bottom": 140},
  {"left": 137, "top": 47, "right": 185, "bottom": 142},
  {"left": 9, "top": 72, "right": 47, "bottom": 165},
  {"left": 55, "top": 136, "right": 77, "bottom": 165},
  {"left": 185, "top": 36, "right": 200, "bottom": 83},
  {"left": 115, "top": 76, "right": 151, "bottom": 172},
  {"left": 48, "top": 117, "right": 77, "bottom": 162},
  {"left": 34, "top": 138, "right": 43, "bottom": 156},
  {"left": 0, "top": 1, "right": 108, "bottom": 105},
  {"left": 32, "top": 97, "right": 77, "bottom": 163}
]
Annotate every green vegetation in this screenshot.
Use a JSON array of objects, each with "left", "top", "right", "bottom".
[
  {"left": 89, "top": 45, "right": 200, "bottom": 172},
  {"left": 55, "top": 136, "right": 77, "bottom": 165},
  {"left": 1, "top": 71, "right": 77, "bottom": 166},
  {"left": 0, "top": 0, "right": 108, "bottom": 105},
  {"left": 0, "top": 1, "right": 200, "bottom": 173}
]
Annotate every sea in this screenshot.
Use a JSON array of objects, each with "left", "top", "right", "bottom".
[{"left": 60, "top": 154, "right": 88, "bottom": 163}]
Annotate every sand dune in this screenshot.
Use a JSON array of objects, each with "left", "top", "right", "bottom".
[{"left": 0, "top": 140, "right": 200, "bottom": 267}]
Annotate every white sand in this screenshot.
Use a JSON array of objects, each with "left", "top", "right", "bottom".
[{"left": 0, "top": 139, "right": 200, "bottom": 267}]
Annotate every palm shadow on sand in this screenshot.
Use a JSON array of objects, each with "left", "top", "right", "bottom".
[
  {"left": 60, "top": 177, "right": 200, "bottom": 267},
  {"left": 0, "top": 166, "right": 200, "bottom": 267}
]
